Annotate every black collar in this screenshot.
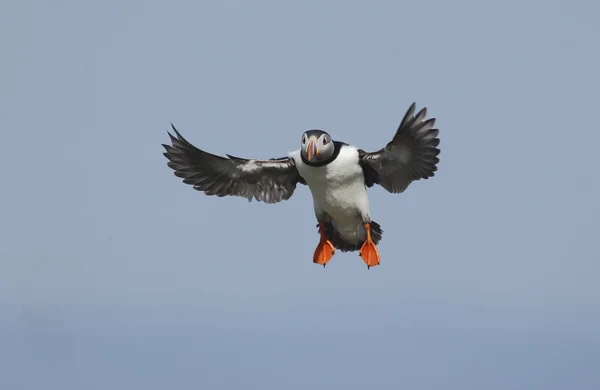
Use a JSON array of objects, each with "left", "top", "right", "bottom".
[{"left": 300, "top": 141, "right": 347, "bottom": 167}]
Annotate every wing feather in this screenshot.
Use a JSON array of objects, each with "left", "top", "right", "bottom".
[
  {"left": 163, "top": 125, "right": 304, "bottom": 203},
  {"left": 358, "top": 103, "right": 440, "bottom": 193}
]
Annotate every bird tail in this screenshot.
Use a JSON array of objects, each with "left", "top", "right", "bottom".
[{"left": 318, "top": 220, "right": 383, "bottom": 252}]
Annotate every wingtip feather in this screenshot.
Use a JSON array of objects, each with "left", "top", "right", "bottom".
[
  {"left": 170, "top": 123, "right": 185, "bottom": 140},
  {"left": 399, "top": 102, "right": 417, "bottom": 130}
]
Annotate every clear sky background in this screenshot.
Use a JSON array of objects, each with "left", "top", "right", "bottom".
[{"left": 1, "top": 0, "right": 599, "bottom": 389}]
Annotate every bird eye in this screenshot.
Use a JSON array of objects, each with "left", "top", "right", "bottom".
[
  {"left": 322, "top": 137, "right": 328, "bottom": 145},
  {"left": 302, "top": 135, "right": 307, "bottom": 144}
]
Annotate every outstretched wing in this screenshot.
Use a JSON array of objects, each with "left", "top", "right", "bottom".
[
  {"left": 358, "top": 103, "right": 440, "bottom": 193},
  {"left": 162, "top": 125, "right": 305, "bottom": 203}
]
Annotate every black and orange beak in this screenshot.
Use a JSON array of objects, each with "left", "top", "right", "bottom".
[{"left": 306, "top": 138, "right": 318, "bottom": 161}]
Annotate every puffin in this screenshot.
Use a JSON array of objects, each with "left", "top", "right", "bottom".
[{"left": 162, "top": 103, "right": 440, "bottom": 268}]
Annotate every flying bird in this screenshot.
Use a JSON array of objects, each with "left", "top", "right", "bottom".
[{"left": 162, "top": 103, "right": 440, "bottom": 269}]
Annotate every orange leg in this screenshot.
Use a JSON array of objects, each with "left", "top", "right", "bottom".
[
  {"left": 359, "top": 223, "right": 380, "bottom": 269},
  {"left": 313, "top": 222, "right": 335, "bottom": 267}
]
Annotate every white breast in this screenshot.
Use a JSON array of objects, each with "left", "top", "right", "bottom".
[{"left": 290, "top": 146, "right": 371, "bottom": 242}]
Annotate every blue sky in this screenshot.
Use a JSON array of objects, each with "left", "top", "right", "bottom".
[{"left": 1, "top": 0, "right": 599, "bottom": 389}]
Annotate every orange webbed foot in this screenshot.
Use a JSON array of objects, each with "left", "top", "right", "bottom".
[
  {"left": 359, "top": 240, "right": 380, "bottom": 269},
  {"left": 314, "top": 221, "right": 335, "bottom": 267},
  {"left": 359, "top": 223, "right": 380, "bottom": 269},
  {"left": 313, "top": 239, "right": 335, "bottom": 267}
]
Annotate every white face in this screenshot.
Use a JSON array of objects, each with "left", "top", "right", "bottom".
[{"left": 301, "top": 131, "right": 334, "bottom": 163}]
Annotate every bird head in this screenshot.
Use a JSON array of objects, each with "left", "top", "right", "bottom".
[{"left": 301, "top": 130, "right": 334, "bottom": 163}]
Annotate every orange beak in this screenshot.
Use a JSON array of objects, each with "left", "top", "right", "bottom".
[{"left": 306, "top": 138, "right": 318, "bottom": 161}]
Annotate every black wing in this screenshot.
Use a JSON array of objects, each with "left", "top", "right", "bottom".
[
  {"left": 162, "top": 125, "right": 305, "bottom": 203},
  {"left": 358, "top": 103, "right": 440, "bottom": 193}
]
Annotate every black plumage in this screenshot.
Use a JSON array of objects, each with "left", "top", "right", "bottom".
[
  {"left": 319, "top": 220, "right": 383, "bottom": 252},
  {"left": 162, "top": 125, "right": 305, "bottom": 203},
  {"left": 358, "top": 103, "right": 440, "bottom": 193}
]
